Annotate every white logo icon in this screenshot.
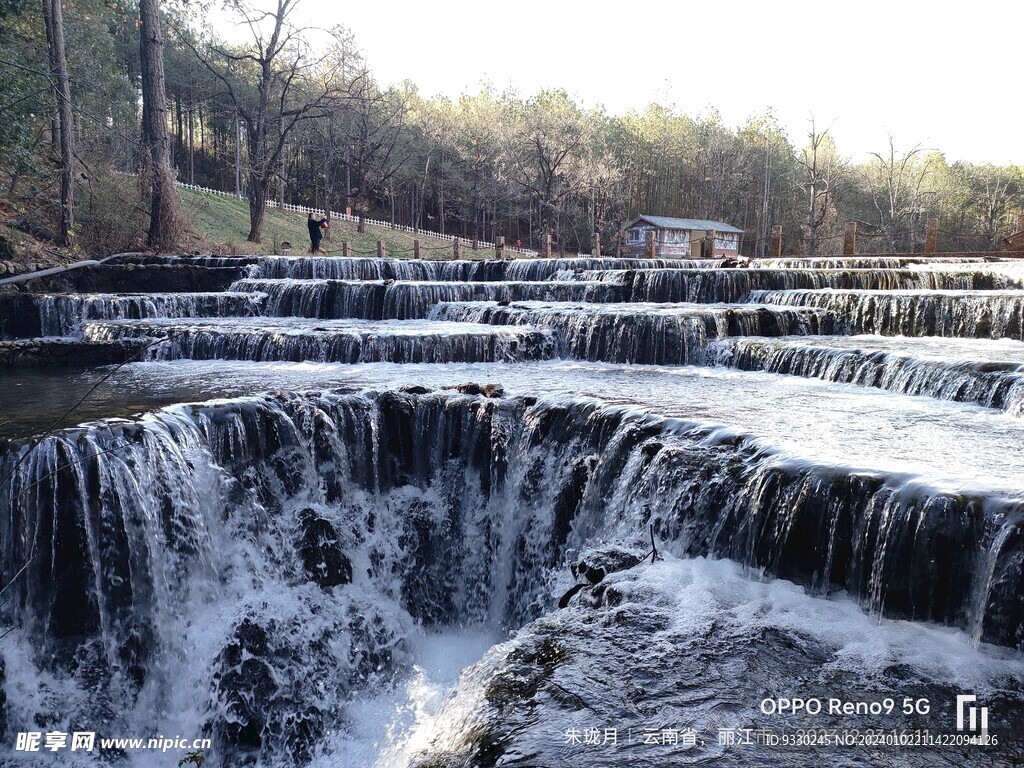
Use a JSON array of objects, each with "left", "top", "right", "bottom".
[{"left": 956, "top": 694, "right": 989, "bottom": 737}]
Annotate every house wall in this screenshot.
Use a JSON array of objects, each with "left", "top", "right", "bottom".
[
  {"left": 623, "top": 225, "right": 691, "bottom": 257},
  {"left": 688, "top": 230, "right": 740, "bottom": 258},
  {"left": 622, "top": 222, "right": 742, "bottom": 258}
]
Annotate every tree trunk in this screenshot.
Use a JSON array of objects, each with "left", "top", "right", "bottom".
[
  {"left": 42, "top": 0, "right": 75, "bottom": 247},
  {"left": 187, "top": 97, "right": 195, "bottom": 184},
  {"left": 247, "top": 173, "right": 267, "bottom": 242},
  {"left": 139, "top": 0, "right": 178, "bottom": 249}
]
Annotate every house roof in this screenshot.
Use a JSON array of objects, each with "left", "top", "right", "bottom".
[{"left": 628, "top": 215, "right": 744, "bottom": 234}]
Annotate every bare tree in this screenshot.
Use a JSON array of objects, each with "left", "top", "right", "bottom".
[
  {"left": 41, "top": 0, "right": 74, "bottom": 246},
  {"left": 798, "top": 117, "right": 847, "bottom": 255},
  {"left": 139, "top": 0, "right": 178, "bottom": 249},
  {"left": 186, "top": 0, "right": 343, "bottom": 242},
  {"left": 863, "top": 136, "right": 932, "bottom": 252}
]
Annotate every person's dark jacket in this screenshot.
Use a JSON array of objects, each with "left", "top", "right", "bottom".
[{"left": 307, "top": 217, "right": 327, "bottom": 240}]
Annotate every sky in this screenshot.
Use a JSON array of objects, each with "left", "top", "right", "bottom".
[{"left": 218, "top": 0, "right": 1022, "bottom": 164}]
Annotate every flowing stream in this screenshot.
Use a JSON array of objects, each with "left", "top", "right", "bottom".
[{"left": 2, "top": 254, "right": 1024, "bottom": 766}]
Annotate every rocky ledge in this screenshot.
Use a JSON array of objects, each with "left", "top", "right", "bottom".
[{"left": 0, "top": 338, "right": 150, "bottom": 368}]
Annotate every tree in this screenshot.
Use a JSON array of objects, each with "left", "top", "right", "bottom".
[
  {"left": 139, "top": 0, "right": 178, "bottom": 249},
  {"left": 861, "top": 137, "right": 933, "bottom": 252},
  {"left": 186, "top": 0, "right": 344, "bottom": 242},
  {"left": 797, "top": 117, "right": 847, "bottom": 255},
  {"left": 41, "top": 0, "right": 74, "bottom": 246}
]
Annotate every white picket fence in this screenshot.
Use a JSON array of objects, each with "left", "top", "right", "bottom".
[{"left": 175, "top": 181, "right": 539, "bottom": 257}]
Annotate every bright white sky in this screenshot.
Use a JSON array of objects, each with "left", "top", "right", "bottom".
[{"left": 220, "top": 0, "right": 1022, "bottom": 164}]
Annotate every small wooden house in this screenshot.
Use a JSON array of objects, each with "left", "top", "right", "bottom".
[{"left": 623, "top": 215, "right": 744, "bottom": 258}]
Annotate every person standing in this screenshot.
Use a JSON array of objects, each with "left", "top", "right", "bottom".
[{"left": 307, "top": 212, "right": 329, "bottom": 254}]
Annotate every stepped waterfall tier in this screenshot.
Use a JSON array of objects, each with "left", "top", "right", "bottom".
[{"left": 3, "top": 252, "right": 1024, "bottom": 767}]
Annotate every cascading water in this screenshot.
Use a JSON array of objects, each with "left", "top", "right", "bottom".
[
  {"left": 619, "top": 267, "right": 1024, "bottom": 303},
  {"left": 429, "top": 300, "right": 832, "bottom": 364},
  {"left": 5, "top": 251, "right": 1024, "bottom": 767},
  {"left": 752, "top": 288, "right": 1024, "bottom": 339},
  {"left": 33, "top": 292, "right": 268, "bottom": 336},
  {"left": 713, "top": 336, "right": 1024, "bottom": 415},
  {"left": 228, "top": 279, "right": 624, "bottom": 320},
  {"left": 82, "top": 318, "right": 558, "bottom": 364},
  {"left": 3, "top": 389, "right": 1023, "bottom": 766},
  {"left": 246, "top": 257, "right": 702, "bottom": 283}
]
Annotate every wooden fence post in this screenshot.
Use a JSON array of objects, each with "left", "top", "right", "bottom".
[
  {"left": 843, "top": 221, "right": 857, "bottom": 255},
  {"left": 454, "top": 237, "right": 461, "bottom": 260},
  {"left": 924, "top": 218, "right": 939, "bottom": 253},
  {"left": 377, "top": 240, "right": 385, "bottom": 258},
  {"left": 495, "top": 236, "right": 505, "bottom": 260},
  {"left": 770, "top": 225, "right": 783, "bottom": 258},
  {"left": 413, "top": 239, "right": 421, "bottom": 259},
  {"left": 645, "top": 230, "right": 656, "bottom": 258},
  {"left": 342, "top": 241, "right": 350, "bottom": 258},
  {"left": 593, "top": 232, "right": 601, "bottom": 258}
]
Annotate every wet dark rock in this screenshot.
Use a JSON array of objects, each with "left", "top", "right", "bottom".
[
  {"left": 457, "top": 382, "right": 484, "bottom": 395},
  {"left": 414, "top": 558, "right": 1024, "bottom": 768},
  {"left": 400, "top": 385, "right": 432, "bottom": 395},
  {"left": 296, "top": 508, "right": 352, "bottom": 588},
  {"left": 56, "top": 265, "right": 245, "bottom": 293},
  {"left": 482, "top": 383, "right": 505, "bottom": 398},
  {"left": 0, "top": 338, "right": 150, "bottom": 367},
  {"left": 559, "top": 543, "right": 647, "bottom": 608},
  {"left": 571, "top": 544, "right": 646, "bottom": 585},
  {"left": 211, "top": 618, "right": 304, "bottom": 761},
  {"left": 208, "top": 596, "right": 404, "bottom": 766},
  {"left": 0, "top": 292, "right": 42, "bottom": 337}
]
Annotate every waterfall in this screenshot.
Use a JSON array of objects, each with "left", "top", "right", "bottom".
[
  {"left": 229, "top": 279, "right": 624, "bottom": 320},
  {"left": 430, "top": 301, "right": 832, "bottom": 364},
  {"left": 3, "top": 390, "right": 1020, "bottom": 767},
  {"left": 714, "top": 337, "right": 1024, "bottom": 415},
  {"left": 33, "top": 293, "right": 268, "bottom": 336},
  {"left": 622, "top": 268, "right": 1024, "bottom": 304},
  {"left": 752, "top": 289, "right": 1024, "bottom": 339},
  {"left": 82, "top": 319, "right": 557, "bottom": 364}
]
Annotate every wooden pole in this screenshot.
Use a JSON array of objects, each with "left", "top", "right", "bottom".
[
  {"left": 472, "top": 238, "right": 478, "bottom": 250},
  {"left": 495, "top": 236, "right": 505, "bottom": 260},
  {"left": 843, "top": 221, "right": 857, "bottom": 255},
  {"left": 543, "top": 230, "right": 552, "bottom": 258},
  {"left": 377, "top": 240, "right": 385, "bottom": 258},
  {"left": 454, "top": 237, "right": 461, "bottom": 260},
  {"left": 924, "top": 218, "right": 939, "bottom": 253},
  {"left": 413, "top": 239, "right": 421, "bottom": 259},
  {"left": 707, "top": 229, "right": 717, "bottom": 259},
  {"left": 357, "top": 214, "right": 365, "bottom": 234},
  {"left": 593, "top": 232, "right": 601, "bottom": 258},
  {"left": 342, "top": 241, "right": 349, "bottom": 258},
  {"left": 770, "top": 225, "right": 783, "bottom": 258},
  {"left": 645, "top": 230, "right": 656, "bottom": 258}
]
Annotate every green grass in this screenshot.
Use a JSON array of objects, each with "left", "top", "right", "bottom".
[{"left": 179, "top": 187, "right": 501, "bottom": 260}]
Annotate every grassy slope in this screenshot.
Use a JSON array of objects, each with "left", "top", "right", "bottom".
[{"left": 180, "top": 187, "right": 499, "bottom": 260}]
